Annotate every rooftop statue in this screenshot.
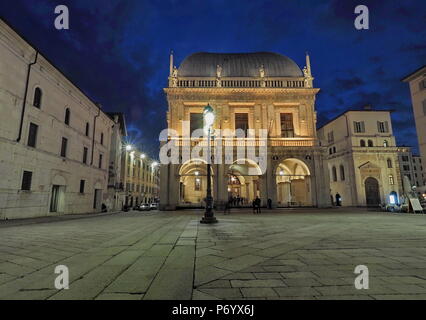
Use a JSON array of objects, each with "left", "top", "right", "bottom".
[
  {"left": 216, "top": 64, "right": 222, "bottom": 78},
  {"left": 259, "top": 64, "right": 265, "bottom": 78}
]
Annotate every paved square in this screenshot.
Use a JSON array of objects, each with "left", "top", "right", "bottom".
[{"left": 1, "top": 208, "right": 426, "bottom": 300}]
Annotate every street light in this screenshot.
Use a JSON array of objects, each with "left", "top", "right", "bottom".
[
  {"left": 200, "top": 104, "right": 218, "bottom": 224},
  {"left": 126, "top": 144, "right": 132, "bottom": 151}
]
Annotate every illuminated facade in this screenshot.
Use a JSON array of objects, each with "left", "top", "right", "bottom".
[{"left": 160, "top": 51, "right": 330, "bottom": 210}]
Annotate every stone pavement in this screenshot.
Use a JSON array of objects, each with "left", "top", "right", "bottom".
[{"left": 1, "top": 208, "right": 426, "bottom": 300}]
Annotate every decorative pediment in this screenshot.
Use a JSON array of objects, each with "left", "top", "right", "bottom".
[{"left": 358, "top": 161, "right": 380, "bottom": 170}]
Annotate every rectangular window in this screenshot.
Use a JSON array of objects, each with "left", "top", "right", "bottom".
[
  {"left": 377, "top": 121, "right": 389, "bottom": 133},
  {"left": 21, "top": 171, "right": 32, "bottom": 191},
  {"left": 327, "top": 131, "right": 334, "bottom": 143},
  {"left": 389, "top": 175, "right": 394, "bottom": 185},
  {"left": 60, "top": 137, "right": 68, "bottom": 157},
  {"left": 353, "top": 121, "right": 365, "bottom": 133},
  {"left": 27, "top": 123, "right": 38, "bottom": 148},
  {"left": 235, "top": 113, "right": 249, "bottom": 137},
  {"left": 190, "top": 113, "right": 203, "bottom": 136},
  {"left": 402, "top": 156, "right": 409, "bottom": 162},
  {"left": 99, "top": 154, "right": 103, "bottom": 169},
  {"left": 83, "top": 147, "right": 88, "bottom": 164},
  {"left": 280, "top": 113, "right": 294, "bottom": 137},
  {"left": 79, "top": 180, "right": 85, "bottom": 193},
  {"left": 403, "top": 165, "right": 410, "bottom": 171}
]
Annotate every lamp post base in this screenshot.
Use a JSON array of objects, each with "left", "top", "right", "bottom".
[{"left": 200, "top": 216, "right": 218, "bottom": 224}]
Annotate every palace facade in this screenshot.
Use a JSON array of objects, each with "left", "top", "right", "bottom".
[{"left": 160, "top": 51, "right": 331, "bottom": 210}]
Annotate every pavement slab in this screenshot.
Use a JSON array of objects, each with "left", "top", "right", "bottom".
[{"left": 1, "top": 209, "right": 426, "bottom": 300}]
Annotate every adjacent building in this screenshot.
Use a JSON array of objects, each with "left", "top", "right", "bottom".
[
  {"left": 121, "top": 146, "right": 159, "bottom": 208},
  {"left": 160, "top": 51, "right": 330, "bottom": 210},
  {"left": 0, "top": 19, "right": 115, "bottom": 219},
  {"left": 397, "top": 146, "right": 425, "bottom": 191},
  {"left": 317, "top": 107, "right": 403, "bottom": 206},
  {"left": 106, "top": 112, "right": 127, "bottom": 211},
  {"left": 402, "top": 66, "right": 426, "bottom": 196},
  {"left": 402, "top": 66, "right": 426, "bottom": 168}
]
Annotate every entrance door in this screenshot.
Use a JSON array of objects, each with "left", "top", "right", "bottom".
[
  {"left": 93, "top": 189, "right": 102, "bottom": 210},
  {"left": 365, "top": 177, "right": 380, "bottom": 206},
  {"left": 50, "top": 185, "right": 60, "bottom": 212}
]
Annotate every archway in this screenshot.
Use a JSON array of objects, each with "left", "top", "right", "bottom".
[
  {"left": 227, "top": 159, "right": 262, "bottom": 205},
  {"left": 179, "top": 159, "right": 214, "bottom": 206},
  {"left": 365, "top": 177, "right": 380, "bottom": 206},
  {"left": 276, "top": 158, "right": 312, "bottom": 207}
]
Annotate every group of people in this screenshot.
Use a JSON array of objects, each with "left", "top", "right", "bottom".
[
  {"left": 229, "top": 196, "right": 247, "bottom": 207},
  {"left": 224, "top": 196, "right": 268, "bottom": 214}
]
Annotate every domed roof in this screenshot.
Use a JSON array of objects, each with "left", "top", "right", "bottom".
[{"left": 177, "top": 52, "right": 303, "bottom": 77}]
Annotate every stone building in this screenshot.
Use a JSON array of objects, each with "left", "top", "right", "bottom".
[
  {"left": 402, "top": 66, "right": 426, "bottom": 196},
  {"left": 402, "top": 66, "right": 426, "bottom": 170},
  {"left": 121, "top": 145, "right": 159, "bottom": 208},
  {"left": 106, "top": 112, "right": 127, "bottom": 211},
  {"left": 0, "top": 19, "right": 115, "bottom": 219},
  {"left": 160, "top": 51, "right": 330, "bottom": 210},
  {"left": 317, "top": 108, "right": 403, "bottom": 206},
  {"left": 397, "top": 146, "right": 425, "bottom": 191}
]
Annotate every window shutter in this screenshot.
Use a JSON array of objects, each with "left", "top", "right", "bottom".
[
  {"left": 353, "top": 121, "right": 357, "bottom": 132},
  {"left": 384, "top": 121, "right": 389, "bottom": 133},
  {"left": 377, "top": 121, "right": 380, "bottom": 132},
  {"left": 361, "top": 121, "right": 365, "bottom": 133}
]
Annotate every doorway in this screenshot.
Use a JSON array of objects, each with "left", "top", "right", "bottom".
[
  {"left": 365, "top": 177, "right": 380, "bottom": 206},
  {"left": 93, "top": 189, "right": 102, "bottom": 211},
  {"left": 50, "top": 185, "right": 65, "bottom": 213}
]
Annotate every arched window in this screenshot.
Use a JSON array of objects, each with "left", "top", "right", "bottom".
[
  {"left": 332, "top": 166, "right": 337, "bottom": 182},
  {"left": 85, "top": 122, "right": 89, "bottom": 136},
  {"left": 329, "top": 148, "right": 332, "bottom": 155},
  {"left": 360, "top": 140, "right": 366, "bottom": 147},
  {"left": 368, "top": 140, "right": 373, "bottom": 147},
  {"left": 33, "top": 87, "right": 42, "bottom": 108},
  {"left": 387, "top": 159, "right": 393, "bottom": 168},
  {"left": 340, "top": 165, "right": 345, "bottom": 181},
  {"left": 383, "top": 140, "right": 388, "bottom": 147},
  {"left": 65, "top": 108, "right": 70, "bottom": 125},
  {"left": 333, "top": 146, "right": 336, "bottom": 154},
  {"left": 100, "top": 132, "right": 104, "bottom": 145}
]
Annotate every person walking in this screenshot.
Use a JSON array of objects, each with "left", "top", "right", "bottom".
[
  {"left": 267, "top": 198, "right": 272, "bottom": 209},
  {"left": 252, "top": 199, "right": 256, "bottom": 214}
]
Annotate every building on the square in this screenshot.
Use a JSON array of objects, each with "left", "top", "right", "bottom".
[
  {"left": 106, "top": 112, "right": 127, "bottom": 211},
  {"left": 317, "top": 107, "right": 403, "bottom": 206},
  {"left": 120, "top": 145, "right": 159, "bottom": 208},
  {"left": 402, "top": 66, "right": 426, "bottom": 194},
  {"left": 160, "top": 51, "right": 331, "bottom": 210},
  {"left": 397, "top": 146, "right": 425, "bottom": 191},
  {"left": 0, "top": 19, "right": 116, "bottom": 219}
]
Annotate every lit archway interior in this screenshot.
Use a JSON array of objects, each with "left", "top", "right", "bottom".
[
  {"left": 228, "top": 159, "right": 261, "bottom": 204},
  {"left": 276, "top": 158, "right": 312, "bottom": 206},
  {"left": 179, "top": 160, "right": 214, "bottom": 205}
]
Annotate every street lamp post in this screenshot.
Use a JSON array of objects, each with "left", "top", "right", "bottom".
[{"left": 200, "top": 104, "right": 218, "bottom": 224}]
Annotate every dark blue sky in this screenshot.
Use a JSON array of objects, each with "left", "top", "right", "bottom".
[{"left": 1, "top": 0, "right": 425, "bottom": 158}]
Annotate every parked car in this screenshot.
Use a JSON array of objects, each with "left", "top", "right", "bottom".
[
  {"left": 137, "top": 203, "right": 151, "bottom": 211},
  {"left": 150, "top": 203, "right": 158, "bottom": 210}
]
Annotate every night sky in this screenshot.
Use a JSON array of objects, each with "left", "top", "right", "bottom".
[{"left": 1, "top": 0, "right": 425, "bottom": 158}]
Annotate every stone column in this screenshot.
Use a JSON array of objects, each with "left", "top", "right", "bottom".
[
  {"left": 266, "top": 156, "right": 277, "bottom": 208},
  {"left": 215, "top": 164, "right": 228, "bottom": 209}
]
